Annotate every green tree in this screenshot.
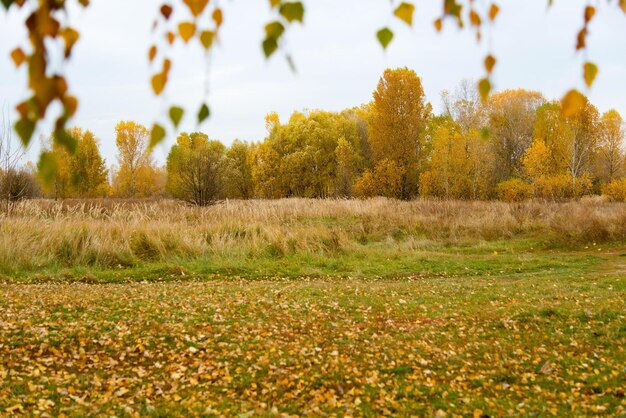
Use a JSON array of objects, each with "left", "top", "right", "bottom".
[{"left": 166, "top": 132, "right": 226, "bottom": 205}]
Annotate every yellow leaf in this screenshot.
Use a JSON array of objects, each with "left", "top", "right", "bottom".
[
  {"left": 183, "top": 0, "right": 209, "bottom": 17},
  {"left": 200, "top": 31, "right": 214, "bottom": 50},
  {"left": 60, "top": 27, "right": 80, "bottom": 58},
  {"left": 10, "top": 47, "right": 26, "bottom": 67},
  {"left": 166, "top": 31, "right": 176, "bottom": 45},
  {"left": 213, "top": 8, "right": 223, "bottom": 27},
  {"left": 148, "top": 45, "right": 157, "bottom": 62},
  {"left": 394, "top": 2, "right": 415, "bottom": 26},
  {"left": 583, "top": 61, "right": 598, "bottom": 88},
  {"left": 433, "top": 18, "right": 443, "bottom": 32},
  {"left": 484, "top": 54, "right": 496, "bottom": 74},
  {"left": 620, "top": 0, "right": 626, "bottom": 13},
  {"left": 478, "top": 78, "right": 491, "bottom": 102},
  {"left": 561, "top": 89, "right": 585, "bottom": 118},
  {"left": 489, "top": 3, "right": 500, "bottom": 21},
  {"left": 584, "top": 5, "right": 595, "bottom": 23},
  {"left": 469, "top": 10, "right": 481, "bottom": 26},
  {"left": 178, "top": 22, "right": 196, "bottom": 43}
]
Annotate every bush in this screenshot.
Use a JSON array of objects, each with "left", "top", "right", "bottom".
[
  {"left": 0, "top": 168, "right": 41, "bottom": 201},
  {"left": 496, "top": 178, "right": 532, "bottom": 202},
  {"left": 353, "top": 170, "right": 377, "bottom": 198},
  {"left": 602, "top": 178, "right": 626, "bottom": 202}
]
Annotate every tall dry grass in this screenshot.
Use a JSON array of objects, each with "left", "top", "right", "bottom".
[{"left": 0, "top": 198, "right": 624, "bottom": 272}]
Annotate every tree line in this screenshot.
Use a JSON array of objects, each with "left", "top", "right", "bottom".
[{"left": 2, "top": 68, "right": 625, "bottom": 205}]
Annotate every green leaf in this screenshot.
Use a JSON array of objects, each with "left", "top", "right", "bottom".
[
  {"left": 262, "top": 37, "right": 278, "bottom": 58},
  {"left": 37, "top": 151, "right": 58, "bottom": 187},
  {"left": 394, "top": 2, "right": 415, "bottom": 26},
  {"left": 150, "top": 123, "right": 166, "bottom": 148},
  {"left": 14, "top": 117, "right": 35, "bottom": 146},
  {"left": 265, "top": 21, "right": 285, "bottom": 39},
  {"left": 54, "top": 125, "right": 77, "bottom": 154},
  {"left": 279, "top": 2, "right": 304, "bottom": 22},
  {"left": 583, "top": 62, "right": 598, "bottom": 88},
  {"left": 169, "top": 106, "right": 184, "bottom": 128},
  {"left": 1, "top": 0, "right": 14, "bottom": 10},
  {"left": 478, "top": 78, "right": 491, "bottom": 102},
  {"left": 376, "top": 28, "right": 394, "bottom": 50},
  {"left": 198, "top": 103, "right": 210, "bottom": 124}
]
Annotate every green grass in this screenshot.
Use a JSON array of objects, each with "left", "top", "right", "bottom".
[{"left": 0, "top": 237, "right": 618, "bottom": 284}]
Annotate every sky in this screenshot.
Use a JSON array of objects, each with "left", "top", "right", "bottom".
[{"left": 1, "top": 0, "right": 625, "bottom": 165}]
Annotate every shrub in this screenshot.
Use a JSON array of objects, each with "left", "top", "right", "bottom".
[
  {"left": 496, "top": 179, "right": 532, "bottom": 202},
  {"left": 602, "top": 178, "right": 626, "bottom": 202},
  {"left": 353, "top": 170, "right": 377, "bottom": 198}
]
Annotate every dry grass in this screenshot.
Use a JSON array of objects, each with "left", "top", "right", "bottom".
[{"left": 0, "top": 198, "right": 624, "bottom": 274}]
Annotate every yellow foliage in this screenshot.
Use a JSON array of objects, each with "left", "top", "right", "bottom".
[
  {"left": 353, "top": 170, "right": 377, "bottom": 198},
  {"left": 602, "top": 178, "right": 626, "bottom": 202},
  {"left": 372, "top": 159, "right": 404, "bottom": 198},
  {"left": 495, "top": 178, "right": 532, "bottom": 202}
]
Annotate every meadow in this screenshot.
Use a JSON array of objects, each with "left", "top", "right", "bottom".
[{"left": 1, "top": 198, "right": 625, "bottom": 416}]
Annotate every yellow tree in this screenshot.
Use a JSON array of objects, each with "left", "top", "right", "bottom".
[
  {"left": 486, "top": 89, "right": 544, "bottom": 181},
  {"left": 222, "top": 140, "right": 254, "bottom": 199},
  {"left": 68, "top": 128, "right": 108, "bottom": 197},
  {"left": 595, "top": 110, "right": 625, "bottom": 182},
  {"left": 335, "top": 137, "right": 357, "bottom": 197},
  {"left": 420, "top": 117, "right": 495, "bottom": 199},
  {"left": 369, "top": 67, "right": 432, "bottom": 199},
  {"left": 114, "top": 121, "right": 154, "bottom": 197}
]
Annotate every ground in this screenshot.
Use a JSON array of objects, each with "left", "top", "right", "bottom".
[{"left": 0, "top": 199, "right": 625, "bottom": 416}]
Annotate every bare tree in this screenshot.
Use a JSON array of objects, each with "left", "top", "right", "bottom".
[{"left": 0, "top": 107, "right": 28, "bottom": 213}]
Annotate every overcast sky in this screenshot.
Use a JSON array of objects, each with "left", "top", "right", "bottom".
[{"left": 1, "top": 0, "right": 624, "bottom": 165}]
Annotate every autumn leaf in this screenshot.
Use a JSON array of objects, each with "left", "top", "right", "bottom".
[
  {"left": 148, "top": 45, "right": 157, "bottom": 62},
  {"left": 166, "top": 31, "right": 176, "bottom": 44},
  {"left": 150, "top": 123, "right": 166, "bottom": 147},
  {"left": 279, "top": 2, "right": 304, "bottom": 22},
  {"left": 169, "top": 106, "right": 184, "bottom": 128},
  {"left": 213, "top": 8, "right": 223, "bottom": 27},
  {"left": 198, "top": 103, "right": 210, "bottom": 124},
  {"left": 489, "top": 3, "right": 500, "bottom": 21},
  {"left": 265, "top": 21, "right": 285, "bottom": 39},
  {"left": 484, "top": 54, "right": 496, "bottom": 74},
  {"left": 376, "top": 28, "right": 394, "bottom": 49},
  {"left": 584, "top": 5, "right": 595, "bottom": 23},
  {"left": 200, "top": 31, "right": 214, "bottom": 50},
  {"left": 60, "top": 27, "right": 80, "bottom": 58},
  {"left": 469, "top": 10, "right": 481, "bottom": 26},
  {"left": 478, "top": 77, "right": 491, "bottom": 102},
  {"left": 183, "top": 0, "right": 208, "bottom": 17},
  {"left": 15, "top": 116, "right": 36, "bottom": 145},
  {"left": 394, "top": 2, "right": 415, "bottom": 26},
  {"left": 178, "top": 22, "right": 196, "bottom": 43},
  {"left": 434, "top": 18, "right": 443, "bottom": 32},
  {"left": 583, "top": 61, "right": 598, "bottom": 88},
  {"left": 262, "top": 37, "right": 278, "bottom": 58},
  {"left": 10, "top": 47, "right": 26, "bottom": 67},
  {"left": 160, "top": 4, "right": 173, "bottom": 19},
  {"left": 561, "top": 89, "right": 586, "bottom": 117}
]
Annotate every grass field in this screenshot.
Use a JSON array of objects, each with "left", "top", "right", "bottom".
[{"left": 1, "top": 198, "right": 625, "bottom": 416}]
